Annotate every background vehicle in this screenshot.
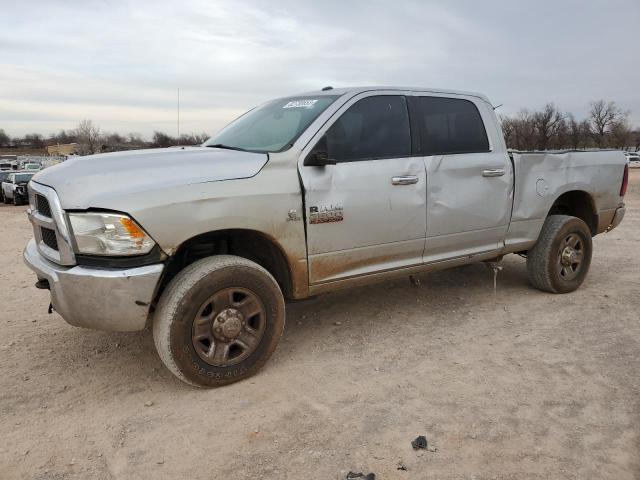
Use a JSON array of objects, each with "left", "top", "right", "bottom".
[
  {"left": 23, "top": 87, "right": 628, "bottom": 388},
  {"left": 625, "top": 151, "right": 640, "bottom": 166},
  {"left": 22, "top": 163, "right": 41, "bottom": 171},
  {"left": 2, "top": 172, "right": 34, "bottom": 205},
  {"left": 0, "top": 171, "right": 12, "bottom": 203}
]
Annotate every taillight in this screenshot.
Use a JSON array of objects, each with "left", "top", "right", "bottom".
[{"left": 620, "top": 163, "right": 629, "bottom": 197}]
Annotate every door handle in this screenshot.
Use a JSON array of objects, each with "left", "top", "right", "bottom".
[
  {"left": 391, "top": 175, "right": 419, "bottom": 185},
  {"left": 482, "top": 169, "right": 505, "bottom": 177}
]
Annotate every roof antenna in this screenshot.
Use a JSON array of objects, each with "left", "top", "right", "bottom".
[
  {"left": 321, "top": 86, "right": 333, "bottom": 91},
  {"left": 493, "top": 103, "right": 503, "bottom": 111}
]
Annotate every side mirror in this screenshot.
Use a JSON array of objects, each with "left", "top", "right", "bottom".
[{"left": 304, "top": 135, "right": 336, "bottom": 167}]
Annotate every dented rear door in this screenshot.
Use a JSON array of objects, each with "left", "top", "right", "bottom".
[{"left": 408, "top": 95, "right": 513, "bottom": 263}]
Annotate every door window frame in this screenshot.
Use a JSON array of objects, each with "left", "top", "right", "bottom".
[
  {"left": 323, "top": 94, "right": 415, "bottom": 163},
  {"left": 407, "top": 95, "right": 491, "bottom": 157},
  {"left": 300, "top": 90, "right": 424, "bottom": 166}
]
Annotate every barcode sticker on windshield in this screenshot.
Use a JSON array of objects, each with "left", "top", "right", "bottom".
[{"left": 283, "top": 100, "right": 318, "bottom": 109}]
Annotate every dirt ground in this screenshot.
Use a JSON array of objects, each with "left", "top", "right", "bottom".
[{"left": 1, "top": 172, "right": 639, "bottom": 480}]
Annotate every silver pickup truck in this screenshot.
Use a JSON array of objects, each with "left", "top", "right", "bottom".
[{"left": 23, "top": 87, "right": 628, "bottom": 387}]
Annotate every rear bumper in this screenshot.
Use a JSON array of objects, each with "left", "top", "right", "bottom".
[
  {"left": 607, "top": 205, "right": 625, "bottom": 232},
  {"left": 23, "top": 238, "right": 164, "bottom": 332}
]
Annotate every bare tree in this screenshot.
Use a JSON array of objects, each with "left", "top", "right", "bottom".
[
  {"left": 126, "top": 133, "right": 147, "bottom": 149},
  {"left": 177, "top": 132, "right": 210, "bottom": 145},
  {"left": 609, "top": 118, "right": 632, "bottom": 149},
  {"left": 24, "top": 133, "right": 45, "bottom": 148},
  {"left": 152, "top": 131, "right": 175, "bottom": 148},
  {"left": 76, "top": 119, "right": 102, "bottom": 154},
  {"left": 499, "top": 116, "right": 516, "bottom": 149},
  {"left": 533, "top": 103, "right": 564, "bottom": 150},
  {"left": 588, "top": 100, "right": 628, "bottom": 148},
  {"left": 0, "top": 129, "right": 10, "bottom": 147},
  {"left": 508, "top": 110, "right": 536, "bottom": 150},
  {"left": 566, "top": 114, "right": 591, "bottom": 150},
  {"left": 631, "top": 130, "right": 640, "bottom": 152},
  {"left": 48, "top": 129, "right": 78, "bottom": 145}
]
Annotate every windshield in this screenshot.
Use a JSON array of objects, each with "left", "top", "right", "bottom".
[
  {"left": 15, "top": 174, "right": 34, "bottom": 183},
  {"left": 204, "top": 95, "right": 339, "bottom": 153}
]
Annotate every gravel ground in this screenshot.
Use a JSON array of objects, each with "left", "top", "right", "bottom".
[{"left": 1, "top": 171, "right": 639, "bottom": 480}]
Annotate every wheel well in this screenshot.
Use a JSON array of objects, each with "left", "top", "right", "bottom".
[
  {"left": 547, "top": 190, "right": 597, "bottom": 235},
  {"left": 155, "top": 229, "right": 293, "bottom": 303}
]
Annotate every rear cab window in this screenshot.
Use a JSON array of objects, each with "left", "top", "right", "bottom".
[{"left": 412, "top": 96, "right": 489, "bottom": 155}]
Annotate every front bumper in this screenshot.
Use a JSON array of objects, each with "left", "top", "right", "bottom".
[{"left": 23, "top": 238, "right": 164, "bottom": 332}]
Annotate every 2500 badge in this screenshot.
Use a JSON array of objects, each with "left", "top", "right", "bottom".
[{"left": 309, "top": 205, "right": 344, "bottom": 224}]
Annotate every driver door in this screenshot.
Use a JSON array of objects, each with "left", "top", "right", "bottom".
[{"left": 298, "top": 94, "right": 427, "bottom": 285}]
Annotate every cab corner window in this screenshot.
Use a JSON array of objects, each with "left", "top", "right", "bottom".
[
  {"left": 416, "top": 97, "right": 489, "bottom": 155},
  {"left": 325, "top": 95, "right": 411, "bottom": 162}
]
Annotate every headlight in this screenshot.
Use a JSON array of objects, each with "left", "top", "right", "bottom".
[{"left": 68, "top": 212, "right": 155, "bottom": 256}]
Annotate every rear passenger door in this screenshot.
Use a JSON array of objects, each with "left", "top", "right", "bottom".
[
  {"left": 299, "top": 93, "right": 427, "bottom": 284},
  {"left": 409, "top": 95, "right": 513, "bottom": 263}
]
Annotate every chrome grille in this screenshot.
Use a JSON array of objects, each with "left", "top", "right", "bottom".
[
  {"left": 41, "top": 227, "right": 59, "bottom": 251},
  {"left": 35, "top": 194, "right": 52, "bottom": 218},
  {"left": 27, "top": 182, "right": 75, "bottom": 265}
]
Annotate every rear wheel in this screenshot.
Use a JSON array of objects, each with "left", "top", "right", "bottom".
[
  {"left": 153, "top": 255, "right": 285, "bottom": 387},
  {"left": 526, "top": 215, "right": 592, "bottom": 293}
]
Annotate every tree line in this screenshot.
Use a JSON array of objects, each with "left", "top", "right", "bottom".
[
  {"left": 1, "top": 99, "right": 639, "bottom": 155},
  {"left": 500, "top": 100, "right": 639, "bottom": 151},
  {"left": 0, "top": 120, "right": 209, "bottom": 155}
]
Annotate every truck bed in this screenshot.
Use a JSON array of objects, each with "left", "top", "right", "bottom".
[{"left": 504, "top": 150, "right": 626, "bottom": 252}]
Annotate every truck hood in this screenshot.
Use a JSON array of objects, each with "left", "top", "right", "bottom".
[{"left": 33, "top": 147, "right": 268, "bottom": 209}]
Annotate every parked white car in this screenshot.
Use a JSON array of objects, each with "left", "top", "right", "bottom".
[
  {"left": 2, "top": 171, "right": 34, "bottom": 205},
  {"left": 22, "top": 163, "right": 42, "bottom": 171},
  {"left": 625, "top": 151, "right": 640, "bottom": 167},
  {"left": 23, "top": 86, "right": 628, "bottom": 387}
]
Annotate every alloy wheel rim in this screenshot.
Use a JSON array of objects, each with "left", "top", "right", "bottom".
[
  {"left": 557, "top": 233, "right": 584, "bottom": 281},
  {"left": 191, "top": 287, "right": 266, "bottom": 367}
]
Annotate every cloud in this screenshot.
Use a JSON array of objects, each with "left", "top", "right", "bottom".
[{"left": 0, "top": 0, "right": 638, "bottom": 137}]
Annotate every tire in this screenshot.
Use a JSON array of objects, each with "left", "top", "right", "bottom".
[
  {"left": 13, "top": 195, "right": 19, "bottom": 206},
  {"left": 526, "top": 215, "right": 592, "bottom": 293},
  {"left": 153, "top": 255, "right": 285, "bottom": 388}
]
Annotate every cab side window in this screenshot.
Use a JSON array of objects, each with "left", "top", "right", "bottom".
[
  {"left": 415, "top": 97, "right": 489, "bottom": 155},
  {"left": 325, "top": 95, "right": 411, "bottom": 162}
]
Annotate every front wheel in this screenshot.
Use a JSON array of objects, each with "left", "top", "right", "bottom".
[
  {"left": 526, "top": 215, "right": 592, "bottom": 293},
  {"left": 153, "top": 255, "right": 285, "bottom": 387}
]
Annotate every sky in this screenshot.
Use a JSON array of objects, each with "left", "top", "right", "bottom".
[{"left": 1, "top": 0, "right": 638, "bottom": 138}]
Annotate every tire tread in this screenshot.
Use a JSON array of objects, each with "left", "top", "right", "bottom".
[
  {"left": 526, "top": 214, "right": 591, "bottom": 293},
  {"left": 153, "top": 255, "right": 283, "bottom": 388}
]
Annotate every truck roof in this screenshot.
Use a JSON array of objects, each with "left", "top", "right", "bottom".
[{"left": 295, "top": 86, "right": 492, "bottom": 104}]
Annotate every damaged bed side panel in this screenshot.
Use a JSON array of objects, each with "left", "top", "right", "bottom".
[{"left": 505, "top": 150, "right": 626, "bottom": 251}]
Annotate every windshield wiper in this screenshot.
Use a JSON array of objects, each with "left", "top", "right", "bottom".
[{"left": 207, "top": 143, "right": 248, "bottom": 152}]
